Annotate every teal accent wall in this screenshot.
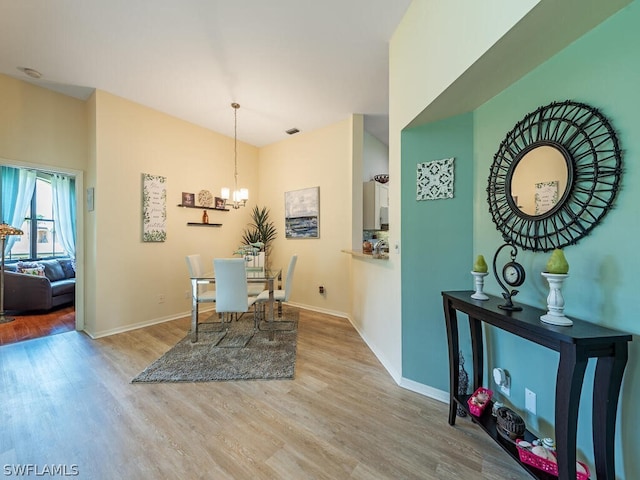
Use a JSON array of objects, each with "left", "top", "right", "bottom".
[
  {"left": 474, "top": 3, "right": 640, "bottom": 477},
  {"left": 402, "top": 2, "right": 640, "bottom": 477},
  {"left": 401, "top": 113, "right": 474, "bottom": 390}
]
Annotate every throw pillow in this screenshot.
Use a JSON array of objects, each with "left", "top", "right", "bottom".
[
  {"left": 18, "top": 266, "right": 46, "bottom": 276},
  {"left": 42, "top": 260, "right": 66, "bottom": 282},
  {"left": 59, "top": 259, "right": 76, "bottom": 279},
  {"left": 17, "top": 261, "right": 40, "bottom": 269},
  {"left": 17, "top": 261, "right": 46, "bottom": 276}
]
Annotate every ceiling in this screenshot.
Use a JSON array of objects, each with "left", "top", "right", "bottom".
[{"left": 0, "top": 0, "right": 411, "bottom": 147}]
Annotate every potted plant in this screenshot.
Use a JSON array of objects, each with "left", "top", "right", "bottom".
[{"left": 238, "top": 206, "right": 277, "bottom": 267}]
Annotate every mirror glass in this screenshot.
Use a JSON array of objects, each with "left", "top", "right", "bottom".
[{"left": 510, "top": 146, "right": 569, "bottom": 216}]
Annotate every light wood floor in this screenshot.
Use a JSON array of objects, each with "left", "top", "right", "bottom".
[{"left": 0, "top": 309, "right": 529, "bottom": 479}]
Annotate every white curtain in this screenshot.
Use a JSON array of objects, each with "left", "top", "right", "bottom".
[
  {"left": 1, "top": 166, "right": 36, "bottom": 254},
  {"left": 51, "top": 174, "right": 76, "bottom": 258}
]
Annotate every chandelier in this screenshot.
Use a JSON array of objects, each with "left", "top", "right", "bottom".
[{"left": 221, "top": 102, "right": 248, "bottom": 209}]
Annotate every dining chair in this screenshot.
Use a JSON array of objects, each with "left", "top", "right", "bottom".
[
  {"left": 186, "top": 254, "right": 219, "bottom": 342},
  {"left": 186, "top": 254, "right": 216, "bottom": 300},
  {"left": 245, "top": 252, "right": 266, "bottom": 296},
  {"left": 255, "top": 254, "right": 297, "bottom": 319},
  {"left": 213, "top": 258, "right": 258, "bottom": 329}
]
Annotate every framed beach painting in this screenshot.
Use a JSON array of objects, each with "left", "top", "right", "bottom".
[{"left": 285, "top": 186, "right": 319, "bottom": 239}]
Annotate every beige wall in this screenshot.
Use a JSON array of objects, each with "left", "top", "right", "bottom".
[
  {"left": 1, "top": 74, "right": 356, "bottom": 336},
  {"left": 258, "top": 117, "right": 355, "bottom": 317},
  {"left": 88, "top": 90, "right": 259, "bottom": 336},
  {"left": 0, "top": 75, "right": 88, "bottom": 170},
  {"left": 0, "top": 74, "right": 88, "bottom": 330},
  {"left": 390, "top": 0, "right": 539, "bottom": 132}
]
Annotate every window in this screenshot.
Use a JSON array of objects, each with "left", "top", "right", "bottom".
[{"left": 9, "top": 174, "right": 68, "bottom": 260}]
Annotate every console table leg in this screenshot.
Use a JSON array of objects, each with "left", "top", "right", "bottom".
[
  {"left": 556, "top": 343, "right": 588, "bottom": 480},
  {"left": 469, "top": 317, "right": 483, "bottom": 391},
  {"left": 444, "top": 298, "right": 459, "bottom": 426},
  {"left": 593, "top": 343, "right": 628, "bottom": 480}
]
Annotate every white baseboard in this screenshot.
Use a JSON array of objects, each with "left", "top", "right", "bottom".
[
  {"left": 344, "top": 318, "right": 402, "bottom": 384},
  {"left": 86, "top": 306, "right": 216, "bottom": 339},
  {"left": 399, "top": 377, "right": 449, "bottom": 404},
  {"left": 287, "top": 301, "right": 349, "bottom": 319}
]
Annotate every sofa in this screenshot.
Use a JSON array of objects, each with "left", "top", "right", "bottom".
[{"left": 3, "top": 258, "right": 75, "bottom": 312}]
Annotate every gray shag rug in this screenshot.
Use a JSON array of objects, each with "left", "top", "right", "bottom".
[{"left": 131, "top": 309, "right": 298, "bottom": 383}]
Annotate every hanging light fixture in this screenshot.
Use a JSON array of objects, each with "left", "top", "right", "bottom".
[{"left": 221, "top": 102, "right": 248, "bottom": 209}]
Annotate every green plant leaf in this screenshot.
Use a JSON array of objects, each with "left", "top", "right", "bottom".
[{"left": 239, "top": 206, "right": 277, "bottom": 259}]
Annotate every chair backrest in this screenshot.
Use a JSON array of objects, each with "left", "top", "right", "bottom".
[
  {"left": 283, "top": 254, "right": 298, "bottom": 301},
  {"left": 214, "top": 258, "right": 249, "bottom": 313},
  {"left": 186, "top": 254, "right": 208, "bottom": 295},
  {"left": 186, "top": 254, "right": 203, "bottom": 277}
]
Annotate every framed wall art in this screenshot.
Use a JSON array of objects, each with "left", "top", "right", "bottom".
[
  {"left": 215, "top": 197, "right": 226, "bottom": 209},
  {"left": 181, "top": 192, "right": 195, "bottom": 207},
  {"left": 285, "top": 186, "right": 319, "bottom": 239},
  {"left": 417, "top": 157, "right": 455, "bottom": 201},
  {"left": 142, "top": 173, "right": 167, "bottom": 242}
]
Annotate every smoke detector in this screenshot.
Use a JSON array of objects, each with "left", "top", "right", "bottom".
[{"left": 17, "top": 67, "right": 43, "bottom": 79}]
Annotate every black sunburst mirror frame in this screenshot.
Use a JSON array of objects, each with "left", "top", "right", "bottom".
[{"left": 487, "top": 100, "right": 622, "bottom": 252}]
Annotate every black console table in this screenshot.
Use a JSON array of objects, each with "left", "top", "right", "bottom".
[{"left": 443, "top": 290, "right": 632, "bottom": 480}]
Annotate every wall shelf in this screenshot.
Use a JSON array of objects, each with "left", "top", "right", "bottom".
[
  {"left": 177, "top": 204, "right": 229, "bottom": 212},
  {"left": 186, "top": 222, "right": 222, "bottom": 227}
]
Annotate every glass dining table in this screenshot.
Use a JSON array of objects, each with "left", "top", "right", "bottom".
[{"left": 189, "top": 267, "right": 281, "bottom": 342}]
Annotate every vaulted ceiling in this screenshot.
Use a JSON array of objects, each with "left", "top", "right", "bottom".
[{"left": 0, "top": 1, "right": 411, "bottom": 147}]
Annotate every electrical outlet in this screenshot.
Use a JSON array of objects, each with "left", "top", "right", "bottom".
[
  {"left": 525, "top": 388, "right": 536, "bottom": 415},
  {"left": 319, "top": 285, "right": 325, "bottom": 294},
  {"left": 158, "top": 294, "right": 166, "bottom": 304}
]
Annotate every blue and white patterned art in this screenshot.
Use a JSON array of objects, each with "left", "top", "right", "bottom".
[{"left": 417, "top": 157, "right": 455, "bottom": 201}]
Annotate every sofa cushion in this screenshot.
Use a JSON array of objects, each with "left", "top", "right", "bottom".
[
  {"left": 50, "top": 279, "right": 75, "bottom": 297},
  {"left": 58, "top": 259, "right": 76, "bottom": 279},
  {"left": 17, "top": 261, "right": 45, "bottom": 276},
  {"left": 39, "top": 259, "right": 66, "bottom": 282}
]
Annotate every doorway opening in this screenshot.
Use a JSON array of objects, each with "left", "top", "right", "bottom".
[{"left": 1, "top": 162, "right": 81, "bottom": 344}]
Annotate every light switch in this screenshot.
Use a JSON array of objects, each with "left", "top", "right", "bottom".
[{"left": 525, "top": 388, "right": 536, "bottom": 415}]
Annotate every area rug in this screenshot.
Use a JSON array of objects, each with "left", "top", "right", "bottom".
[{"left": 131, "top": 308, "right": 298, "bottom": 383}]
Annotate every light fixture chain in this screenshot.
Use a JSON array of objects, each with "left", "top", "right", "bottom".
[
  {"left": 234, "top": 103, "right": 238, "bottom": 191},
  {"left": 222, "top": 102, "right": 246, "bottom": 209}
]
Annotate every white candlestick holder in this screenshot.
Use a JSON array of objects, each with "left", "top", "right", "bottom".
[
  {"left": 540, "top": 272, "right": 572, "bottom": 326},
  {"left": 471, "top": 271, "right": 489, "bottom": 300}
]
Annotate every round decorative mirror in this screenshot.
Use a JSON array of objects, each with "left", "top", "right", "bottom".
[{"left": 487, "top": 100, "right": 622, "bottom": 252}]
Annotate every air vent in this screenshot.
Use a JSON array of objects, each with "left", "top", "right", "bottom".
[{"left": 285, "top": 128, "right": 300, "bottom": 135}]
